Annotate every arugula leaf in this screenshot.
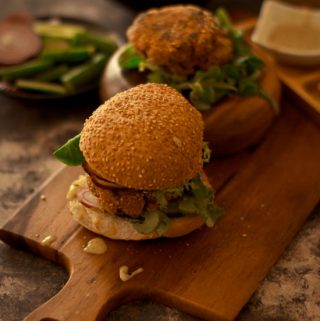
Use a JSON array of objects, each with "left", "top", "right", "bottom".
[
  {"left": 236, "top": 56, "right": 265, "bottom": 73},
  {"left": 53, "top": 133, "right": 85, "bottom": 166},
  {"left": 202, "top": 142, "right": 212, "bottom": 163},
  {"left": 259, "top": 88, "right": 280, "bottom": 115},
  {"left": 156, "top": 213, "right": 171, "bottom": 235},
  {"left": 118, "top": 44, "right": 145, "bottom": 69},
  {"left": 182, "top": 174, "right": 223, "bottom": 227},
  {"left": 153, "top": 190, "right": 168, "bottom": 210},
  {"left": 216, "top": 7, "right": 249, "bottom": 56},
  {"left": 133, "top": 173, "right": 222, "bottom": 235},
  {"left": 238, "top": 78, "right": 259, "bottom": 96},
  {"left": 215, "top": 7, "right": 233, "bottom": 31},
  {"left": 205, "top": 203, "right": 224, "bottom": 227}
]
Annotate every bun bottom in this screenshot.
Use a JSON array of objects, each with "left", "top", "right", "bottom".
[
  {"left": 68, "top": 198, "right": 204, "bottom": 240},
  {"left": 67, "top": 176, "right": 205, "bottom": 240}
]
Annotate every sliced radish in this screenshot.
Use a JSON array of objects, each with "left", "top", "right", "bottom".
[
  {"left": 0, "top": 22, "right": 42, "bottom": 65},
  {"left": 5, "top": 12, "right": 34, "bottom": 26}
]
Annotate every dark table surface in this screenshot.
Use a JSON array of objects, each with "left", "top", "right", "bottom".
[{"left": 1, "top": 1, "right": 320, "bottom": 321}]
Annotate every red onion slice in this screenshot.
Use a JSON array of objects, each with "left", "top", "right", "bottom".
[
  {"left": 77, "top": 189, "right": 101, "bottom": 210},
  {"left": 82, "top": 162, "right": 124, "bottom": 190},
  {"left": 90, "top": 173, "right": 124, "bottom": 190}
]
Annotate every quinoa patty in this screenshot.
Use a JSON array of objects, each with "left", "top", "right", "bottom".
[{"left": 127, "top": 5, "right": 233, "bottom": 76}]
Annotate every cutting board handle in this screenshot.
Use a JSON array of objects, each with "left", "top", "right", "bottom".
[
  {"left": 22, "top": 269, "right": 127, "bottom": 321},
  {"left": 23, "top": 272, "right": 94, "bottom": 321}
]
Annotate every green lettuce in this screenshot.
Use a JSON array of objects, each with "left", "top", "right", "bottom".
[
  {"left": 53, "top": 133, "right": 84, "bottom": 166},
  {"left": 133, "top": 173, "right": 222, "bottom": 235},
  {"left": 202, "top": 142, "right": 211, "bottom": 164}
]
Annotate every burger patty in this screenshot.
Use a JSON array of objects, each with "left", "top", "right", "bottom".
[
  {"left": 127, "top": 5, "right": 233, "bottom": 76},
  {"left": 87, "top": 176, "right": 159, "bottom": 217}
]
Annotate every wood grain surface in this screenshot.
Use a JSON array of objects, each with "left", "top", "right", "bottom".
[
  {"left": 1, "top": 99, "right": 320, "bottom": 321},
  {"left": 276, "top": 63, "right": 320, "bottom": 125}
]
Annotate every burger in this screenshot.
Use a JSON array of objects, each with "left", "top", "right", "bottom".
[
  {"left": 100, "top": 5, "right": 281, "bottom": 156},
  {"left": 54, "top": 83, "right": 222, "bottom": 240}
]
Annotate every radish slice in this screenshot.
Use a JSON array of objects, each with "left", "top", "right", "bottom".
[
  {"left": 5, "top": 12, "right": 34, "bottom": 26},
  {"left": 77, "top": 189, "right": 101, "bottom": 210},
  {"left": 0, "top": 22, "right": 42, "bottom": 65}
]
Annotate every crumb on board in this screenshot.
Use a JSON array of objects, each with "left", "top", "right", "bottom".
[
  {"left": 41, "top": 235, "right": 57, "bottom": 246},
  {"left": 40, "top": 194, "right": 46, "bottom": 201}
]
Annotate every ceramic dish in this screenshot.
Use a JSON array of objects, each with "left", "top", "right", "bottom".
[{"left": 251, "top": 0, "right": 320, "bottom": 66}]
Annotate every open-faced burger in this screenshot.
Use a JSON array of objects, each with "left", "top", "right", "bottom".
[{"left": 100, "top": 5, "right": 281, "bottom": 156}]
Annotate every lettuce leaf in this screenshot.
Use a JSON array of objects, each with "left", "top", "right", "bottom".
[
  {"left": 202, "top": 142, "right": 211, "bottom": 163},
  {"left": 53, "top": 133, "right": 84, "bottom": 166},
  {"left": 183, "top": 174, "right": 223, "bottom": 227}
]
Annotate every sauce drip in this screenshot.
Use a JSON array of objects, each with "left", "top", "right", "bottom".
[
  {"left": 119, "top": 266, "right": 144, "bottom": 281},
  {"left": 83, "top": 237, "right": 108, "bottom": 255}
]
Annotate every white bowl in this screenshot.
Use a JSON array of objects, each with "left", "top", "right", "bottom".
[{"left": 251, "top": 0, "right": 320, "bottom": 66}]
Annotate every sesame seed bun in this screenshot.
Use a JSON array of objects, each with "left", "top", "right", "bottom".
[{"left": 80, "top": 83, "right": 204, "bottom": 190}]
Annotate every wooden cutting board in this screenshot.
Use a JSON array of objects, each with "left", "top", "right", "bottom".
[{"left": 1, "top": 99, "right": 320, "bottom": 321}]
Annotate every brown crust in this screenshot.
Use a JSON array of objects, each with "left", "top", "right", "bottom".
[
  {"left": 127, "top": 5, "right": 233, "bottom": 76},
  {"left": 80, "top": 83, "right": 204, "bottom": 190}
]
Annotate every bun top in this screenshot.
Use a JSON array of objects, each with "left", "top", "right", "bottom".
[{"left": 80, "top": 83, "right": 204, "bottom": 190}]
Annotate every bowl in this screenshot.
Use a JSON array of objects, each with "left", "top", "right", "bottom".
[
  {"left": 251, "top": 0, "right": 320, "bottom": 66},
  {"left": 0, "top": 16, "right": 120, "bottom": 100}
]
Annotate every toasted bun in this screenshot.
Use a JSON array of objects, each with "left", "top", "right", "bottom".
[
  {"left": 100, "top": 45, "right": 281, "bottom": 156},
  {"left": 202, "top": 46, "right": 281, "bottom": 156},
  {"left": 67, "top": 175, "right": 205, "bottom": 240},
  {"left": 80, "top": 83, "right": 204, "bottom": 190},
  {"left": 69, "top": 199, "right": 204, "bottom": 240}
]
